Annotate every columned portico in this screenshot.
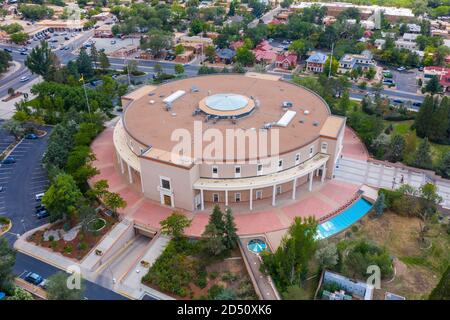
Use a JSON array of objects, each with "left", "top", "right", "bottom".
[
  {"left": 127, "top": 163, "right": 133, "bottom": 184},
  {"left": 321, "top": 163, "right": 327, "bottom": 183},
  {"left": 193, "top": 153, "right": 330, "bottom": 211}
]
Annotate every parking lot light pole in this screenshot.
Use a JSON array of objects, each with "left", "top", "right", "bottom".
[{"left": 20, "top": 219, "right": 26, "bottom": 234}]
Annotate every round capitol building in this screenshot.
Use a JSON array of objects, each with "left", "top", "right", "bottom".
[{"left": 113, "top": 73, "right": 346, "bottom": 211}]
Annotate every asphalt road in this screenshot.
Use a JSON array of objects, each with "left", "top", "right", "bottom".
[{"left": 13, "top": 252, "right": 127, "bottom": 300}]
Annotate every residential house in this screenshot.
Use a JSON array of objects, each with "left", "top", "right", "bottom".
[
  {"left": 338, "top": 50, "right": 376, "bottom": 74},
  {"left": 216, "top": 48, "right": 236, "bottom": 64},
  {"left": 374, "top": 39, "right": 386, "bottom": 50},
  {"left": 175, "top": 50, "right": 195, "bottom": 63},
  {"left": 252, "top": 40, "right": 279, "bottom": 64},
  {"left": 306, "top": 52, "right": 328, "bottom": 73},
  {"left": 395, "top": 40, "right": 417, "bottom": 51},
  {"left": 318, "top": 271, "right": 374, "bottom": 301},
  {"left": 275, "top": 52, "right": 298, "bottom": 70},
  {"left": 406, "top": 23, "right": 421, "bottom": 33}
]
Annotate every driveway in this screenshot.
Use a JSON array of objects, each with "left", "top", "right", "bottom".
[{"left": 1, "top": 127, "right": 51, "bottom": 244}]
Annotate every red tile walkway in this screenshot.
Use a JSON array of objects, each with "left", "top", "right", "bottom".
[
  {"left": 341, "top": 127, "right": 369, "bottom": 161},
  {"left": 90, "top": 126, "right": 365, "bottom": 237}
]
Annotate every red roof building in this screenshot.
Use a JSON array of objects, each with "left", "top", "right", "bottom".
[
  {"left": 275, "top": 52, "right": 298, "bottom": 70},
  {"left": 423, "top": 66, "right": 450, "bottom": 92},
  {"left": 252, "top": 40, "right": 279, "bottom": 64}
]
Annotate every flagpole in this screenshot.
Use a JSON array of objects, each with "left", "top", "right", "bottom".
[{"left": 81, "top": 74, "right": 92, "bottom": 120}]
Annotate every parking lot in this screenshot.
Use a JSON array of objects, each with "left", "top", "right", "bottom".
[
  {"left": 1, "top": 127, "right": 51, "bottom": 243},
  {"left": 88, "top": 37, "right": 136, "bottom": 55},
  {"left": 391, "top": 69, "right": 420, "bottom": 93}
]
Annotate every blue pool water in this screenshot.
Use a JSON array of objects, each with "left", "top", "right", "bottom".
[{"left": 316, "top": 198, "right": 373, "bottom": 239}]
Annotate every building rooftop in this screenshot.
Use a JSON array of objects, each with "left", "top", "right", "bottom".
[
  {"left": 306, "top": 52, "right": 328, "bottom": 64},
  {"left": 122, "top": 74, "right": 333, "bottom": 162}
]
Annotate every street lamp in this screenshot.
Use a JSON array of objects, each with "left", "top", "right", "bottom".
[{"left": 20, "top": 219, "right": 26, "bottom": 234}]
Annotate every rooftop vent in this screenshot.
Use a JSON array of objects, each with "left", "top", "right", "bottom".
[
  {"left": 148, "top": 92, "right": 155, "bottom": 96},
  {"left": 304, "top": 110, "right": 310, "bottom": 115},
  {"left": 192, "top": 108, "right": 201, "bottom": 116},
  {"left": 313, "top": 121, "right": 319, "bottom": 126},
  {"left": 191, "top": 86, "right": 199, "bottom": 93},
  {"left": 171, "top": 113, "right": 177, "bottom": 117},
  {"left": 299, "top": 119, "right": 305, "bottom": 123},
  {"left": 263, "top": 123, "right": 273, "bottom": 130},
  {"left": 149, "top": 100, "right": 155, "bottom": 104}
]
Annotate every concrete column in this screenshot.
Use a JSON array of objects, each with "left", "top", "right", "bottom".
[
  {"left": 249, "top": 188, "right": 253, "bottom": 211},
  {"left": 140, "top": 172, "right": 145, "bottom": 193},
  {"left": 308, "top": 172, "right": 313, "bottom": 192},
  {"left": 119, "top": 156, "right": 124, "bottom": 174},
  {"left": 292, "top": 178, "right": 297, "bottom": 200},
  {"left": 225, "top": 189, "right": 228, "bottom": 206},
  {"left": 127, "top": 163, "right": 133, "bottom": 184},
  {"left": 272, "top": 184, "right": 276, "bottom": 206},
  {"left": 321, "top": 164, "right": 327, "bottom": 183},
  {"left": 200, "top": 189, "right": 204, "bottom": 211}
]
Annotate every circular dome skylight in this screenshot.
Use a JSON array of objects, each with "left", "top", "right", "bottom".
[{"left": 205, "top": 93, "right": 248, "bottom": 111}]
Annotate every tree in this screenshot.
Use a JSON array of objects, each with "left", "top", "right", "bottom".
[
  {"left": 103, "top": 192, "right": 126, "bottom": 218},
  {"left": 235, "top": 46, "right": 255, "bottom": 67},
  {"left": 25, "top": 40, "right": 58, "bottom": 80},
  {"left": 77, "top": 203, "right": 97, "bottom": 232},
  {"left": 90, "top": 44, "right": 99, "bottom": 69},
  {"left": 141, "top": 29, "right": 172, "bottom": 58},
  {"left": 6, "top": 287, "right": 34, "bottom": 300},
  {"left": 260, "top": 217, "right": 318, "bottom": 290},
  {"left": 10, "top": 32, "right": 28, "bottom": 44},
  {"left": 438, "top": 151, "right": 450, "bottom": 178},
  {"left": 210, "top": 205, "right": 225, "bottom": 234},
  {"left": 283, "top": 285, "right": 309, "bottom": 300},
  {"left": 365, "top": 67, "right": 376, "bottom": 80},
  {"left": 0, "top": 237, "right": 16, "bottom": 293},
  {"left": 174, "top": 44, "right": 184, "bottom": 55},
  {"left": 315, "top": 240, "right": 338, "bottom": 270},
  {"left": 223, "top": 208, "right": 238, "bottom": 250},
  {"left": 98, "top": 52, "right": 110, "bottom": 72},
  {"left": 174, "top": 63, "right": 184, "bottom": 75},
  {"left": 339, "top": 90, "right": 350, "bottom": 114},
  {"left": 385, "top": 134, "right": 405, "bottom": 162},
  {"left": 425, "top": 75, "right": 442, "bottom": 94},
  {"left": 1, "top": 119, "right": 24, "bottom": 141},
  {"left": 0, "top": 50, "right": 11, "bottom": 73},
  {"left": 202, "top": 223, "right": 226, "bottom": 255},
  {"left": 412, "top": 138, "right": 433, "bottom": 170},
  {"left": 46, "top": 271, "right": 85, "bottom": 300},
  {"left": 373, "top": 193, "right": 386, "bottom": 217},
  {"left": 204, "top": 45, "right": 216, "bottom": 63},
  {"left": 153, "top": 63, "right": 163, "bottom": 75},
  {"left": 288, "top": 39, "right": 308, "bottom": 58},
  {"left": 323, "top": 57, "right": 338, "bottom": 76},
  {"left": 429, "top": 265, "right": 450, "bottom": 300},
  {"left": 91, "top": 179, "right": 109, "bottom": 199},
  {"left": 42, "top": 173, "right": 84, "bottom": 222},
  {"left": 76, "top": 47, "right": 93, "bottom": 79},
  {"left": 160, "top": 211, "right": 191, "bottom": 239}
]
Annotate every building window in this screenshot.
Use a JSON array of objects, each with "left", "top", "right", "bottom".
[
  {"left": 213, "top": 193, "right": 219, "bottom": 203},
  {"left": 256, "top": 190, "right": 263, "bottom": 200},
  {"left": 235, "top": 166, "right": 241, "bottom": 178},
  {"left": 161, "top": 178, "right": 171, "bottom": 190},
  {"left": 295, "top": 153, "right": 300, "bottom": 165},
  {"left": 257, "top": 163, "right": 263, "bottom": 176},
  {"left": 276, "top": 185, "right": 282, "bottom": 195},
  {"left": 309, "top": 146, "right": 314, "bottom": 157},
  {"left": 321, "top": 142, "right": 328, "bottom": 153},
  {"left": 278, "top": 159, "right": 283, "bottom": 171},
  {"left": 212, "top": 166, "right": 218, "bottom": 178},
  {"left": 235, "top": 193, "right": 241, "bottom": 202}
]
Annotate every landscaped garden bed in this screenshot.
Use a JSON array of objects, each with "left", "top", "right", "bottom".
[
  {"left": 142, "top": 238, "right": 258, "bottom": 300},
  {"left": 27, "top": 210, "right": 117, "bottom": 261},
  {"left": 0, "top": 216, "right": 11, "bottom": 235}
]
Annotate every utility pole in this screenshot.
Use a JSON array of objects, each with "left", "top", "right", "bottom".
[{"left": 328, "top": 42, "right": 334, "bottom": 79}]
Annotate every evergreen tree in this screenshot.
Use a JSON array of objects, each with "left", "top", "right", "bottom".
[
  {"left": 99, "top": 52, "right": 110, "bottom": 73},
  {"left": 210, "top": 205, "right": 225, "bottom": 234},
  {"left": 223, "top": 208, "right": 238, "bottom": 250},
  {"left": 373, "top": 193, "right": 386, "bottom": 217},
  {"left": 438, "top": 151, "right": 450, "bottom": 178},
  {"left": 429, "top": 265, "right": 450, "bottom": 300},
  {"left": 415, "top": 96, "right": 434, "bottom": 139},
  {"left": 76, "top": 47, "right": 93, "bottom": 78},
  {"left": 425, "top": 75, "right": 442, "bottom": 94},
  {"left": 412, "top": 138, "right": 433, "bottom": 170},
  {"left": 385, "top": 134, "right": 405, "bottom": 162},
  {"left": 202, "top": 223, "right": 226, "bottom": 255}
]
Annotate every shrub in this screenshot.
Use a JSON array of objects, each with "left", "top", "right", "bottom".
[
  {"left": 208, "top": 284, "right": 224, "bottom": 299},
  {"left": 77, "top": 242, "right": 88, "bottom": 251},
  {"left": 50, "top": 240, "right": 58, "bottom": 249},
  {"left": 209, "top": 271, "right": 219, "bottom": 280},
  {"left": 48, "top": 235, "right": 54, "bottom": 242},
  {"left": 221, "top": 271, "right": 238, "bottom": 282},
  {"left": 63, "top": 245, "right": 73, "bottom": 253},
  {"left": 195, "top": 267, "right": 208, "bottom": 289}
]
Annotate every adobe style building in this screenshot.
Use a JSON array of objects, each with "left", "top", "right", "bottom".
[{"left": 114, "top": 74, "right": 346, "bottom": 211}]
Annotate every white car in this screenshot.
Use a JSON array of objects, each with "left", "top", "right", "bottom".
[
  {"left": 20, "top": 76, "right": 30, "bottom": 82},
  {"left": 397, "top": 66, "right": 406, "bottom": 72}
]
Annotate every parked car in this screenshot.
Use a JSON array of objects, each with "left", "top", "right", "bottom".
[
  {"left": 24, "top": 272, "right": 44, "bottom": 286},
  {"left": 20, "top": 51, "right": 27, "bottom": 56},
  {"left": 64, "top": 46, "right": 70, "bottom": 50},
  {"left": 397, "top": 66, "right": 406, "bottom": 72},
  {"left": 20, "top": 76, "right": 30, "bottom": 82},
  {"left": 35, "top": 192, "right": 45, "bottom": 201},
  {"left": 1, "top": 156, "right": 15, "bottom": 164},
  {"left": 35, "top": 204, "right": 45, "bottom": 211},
  {"left": 25, "top": 133, "right": 38, "bottom": 139},
  {"left": 110, "top": 40, "right": 116, "bottom": 44},
  {"left": 64, "top": 36, "right": 70, "bottom": 41},
  {"left": 0, "top": 186, "right": 3, "bottom": 192},
  {"left": 36, "top": 210, "right": 49, "bottom": 219},
  {"left": 3, "top": 48, "right": 12, "bottom": 53}
]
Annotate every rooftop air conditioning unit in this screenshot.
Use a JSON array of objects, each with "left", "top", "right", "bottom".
[
  {"left": 313, "top": 121, "right": 319, "bottom": 126},
  {"left": 304, "top": 110, "right": 310, "bottom": 115},
  {"left": 282, "top": 101, "right": 293, "bottom": 108},
  {"left": 149, "top": 100, "right": 155, "bottom": 104}
]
